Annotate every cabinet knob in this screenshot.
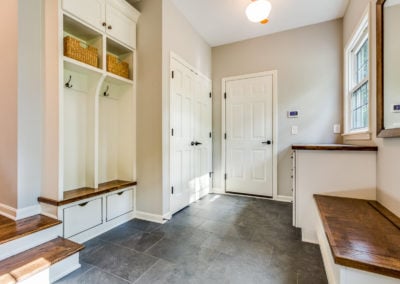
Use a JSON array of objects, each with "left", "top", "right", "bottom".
[
  {"left": 108, "top": 25, "right": 112, "bottom": 30},
  {"left": 102, "top": 22, "right": 107, "bottom": 27}
]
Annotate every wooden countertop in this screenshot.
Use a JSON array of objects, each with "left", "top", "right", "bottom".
[
  {"left": 38, "top": 180, "right": 137, "bottom": 206},
  {"left": 314, "top": 195, "right": 400, "bottom": 279},
  {"left": 292, "top": 144, "right": 378, "bottom": 151}
]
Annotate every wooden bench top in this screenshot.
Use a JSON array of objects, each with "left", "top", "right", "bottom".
[
  {"left": 314, "top": 195, "right": 400, "bottom": 279},
  {"left": 0, "top": 215, "right": 61, "bottom": 245},
  {"left": 292, "top": 144, "right": 378, "bottom": 151},
  {"left": 38, "top": 179, "right": 137, "bottom": 206},
  {"left": 0, "top": 237, "right": 83, "bottom": 282}
]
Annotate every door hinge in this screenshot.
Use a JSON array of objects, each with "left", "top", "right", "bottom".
[
  {"left": 224, "top": 173, "right": 227, "bottom": 180},
  {"left": 171, "top": 186, "right": 174, "bottom": 194},
  {"left": 224, "top": 92, "right": 227, "bottom": 99},
  {"left": 171, "top": 128, "right": 174, "bottom": 136},
  {"left": 171, "top": 70, "right": 174, "bottom": 79},
  {"left": 224, "top": 133, "right": 227, "bottom": 139},
  {"left": 209, "top": 172, "right": 212, "bottom": 178},
  {"left": 209, "top": 92, "right": 212, "bottom": 98},
  {"left": 209, "top": 132, "right": 212, "bottom": 138}
]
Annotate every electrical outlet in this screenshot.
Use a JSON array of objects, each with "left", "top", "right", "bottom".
[{"left": 333, "top": 124, "right": 341, "bottom": 134}]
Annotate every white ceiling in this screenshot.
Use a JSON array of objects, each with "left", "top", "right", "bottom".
[{"left": 170, "top": 0, "right": 349, "bottom": 47}]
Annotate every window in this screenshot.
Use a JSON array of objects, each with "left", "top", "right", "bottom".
[{"left": 344, "top": 11, "right": 370, "bottom": 136}]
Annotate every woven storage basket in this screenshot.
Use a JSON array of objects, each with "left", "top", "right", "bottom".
[
  {"left": 107, "top": 54, "right": 129, "bottom": 79},
  {"left": 64, "top": 36, "right": 98, "bottom": 67}
]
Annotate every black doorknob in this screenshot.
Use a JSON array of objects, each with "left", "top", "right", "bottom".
[{"left": 194, "top": 141, "right": 202, "bottom": 146}]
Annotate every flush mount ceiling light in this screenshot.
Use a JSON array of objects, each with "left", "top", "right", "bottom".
[{"left": 245, "top": 0, "right": 272, "bottom": 24}]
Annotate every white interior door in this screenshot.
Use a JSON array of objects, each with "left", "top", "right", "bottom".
[
  {"left": 192, "top": 76, "right": 212, "bottom": 202},
  {"left": 170, "top": 59, "right": 194, "bottom": 213},
  {"left": 225, "top": 74, "right": 274, "bottom": 197},
  {"left": 170, "top": 58, "right": 212, "bottom": 214}
]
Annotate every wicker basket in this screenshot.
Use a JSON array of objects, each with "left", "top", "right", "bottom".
[
  {"left": 107, "top": 54, "right": 129, "bottom": 79},
  {"left": 64, "top": 36, "right": 98, "bottom": 68}
]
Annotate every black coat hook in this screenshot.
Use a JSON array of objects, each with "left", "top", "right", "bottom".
[
  {"left": 65, "top": 75, "right": 73, "bottom": 88},
  {"left": 103, "top": 85, "right": 110, "bottom": 97}
]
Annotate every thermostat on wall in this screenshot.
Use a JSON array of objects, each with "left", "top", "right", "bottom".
[
  {"left": 392, "top": 104, "right": 400, "bottom": 113},
  {"left": 287, "top": 111, "right": 299, "bottom": 118}
]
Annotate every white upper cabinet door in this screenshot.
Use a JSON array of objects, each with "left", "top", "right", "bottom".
[
  {"left": 106, "top": 0, "right": 137, "bottom": 49},
  {"left": 63, "top": 0, "right": 106, "bottom": 32}
]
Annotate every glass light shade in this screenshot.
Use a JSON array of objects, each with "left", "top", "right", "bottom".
[{"left": 246, "top": 0, "right": 272, "bottom": 23}]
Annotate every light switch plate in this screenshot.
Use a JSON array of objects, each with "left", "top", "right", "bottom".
[
  {"left": 333, "top": 124, "right": 341, "bottom": 134},
  {"left": 291, "top": 126, "right": 298, "bottom": 135}
]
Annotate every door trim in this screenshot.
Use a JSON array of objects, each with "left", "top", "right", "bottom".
[{"left": 221, "top": 71, "right": 278, "bottom": 199}]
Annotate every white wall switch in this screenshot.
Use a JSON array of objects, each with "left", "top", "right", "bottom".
[
  {"left": 291, "top": 125, "right": 298, "bottom": 135},
  {"left": 333, "top": 124, "right": 341, "bottom": 134}
]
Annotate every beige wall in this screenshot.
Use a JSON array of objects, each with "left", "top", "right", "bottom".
[
  {"left": 212, "top": 20, "right": 343, "bottom": 197},
  {"left": 132, "top": 0, "right": 212, "bottom": 215},
  {"left": 0, "top": 0, "right": 18, "bottom": 208},
  {"left": 133, "top": 0, "right": 164, "bottom": 215},
  {"left": 162, "top": 0, "right": 212, "bottom": 214},
  {"left": 343, "top": 0, "right": 400, "bottom": 217}
]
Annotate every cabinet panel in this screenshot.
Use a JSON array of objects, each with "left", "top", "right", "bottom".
[
  {"left": 63, "top": 198, "right": 103, "bottom": 238},
  {"left": 106, "top": 2, "right": 136, "bottom": 48},
  {"left": 106, "top": 188, "right": 134, "bottom": 221},
  {"left": 63, "top": 0, "right": 105, "bottom": 32}
]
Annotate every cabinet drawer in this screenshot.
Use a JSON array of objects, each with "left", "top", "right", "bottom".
[
  {"left": 64, "top": 198, "right": 103, "bottom": 238},
  {"left": 106, "top": 188, "right": 133, "bottom": 221}
]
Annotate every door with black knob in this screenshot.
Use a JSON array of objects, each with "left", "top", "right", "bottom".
[{"left": 170, "top": 58, "right": 212, "bottom": 214}]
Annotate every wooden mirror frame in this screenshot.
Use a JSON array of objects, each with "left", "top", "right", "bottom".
[{"left": 377, "top": 0, "right": 400, "bottom": 137}]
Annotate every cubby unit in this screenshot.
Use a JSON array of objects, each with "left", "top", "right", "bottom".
[
  {"left": 98, "top": 80, "right": 135, "bottom": 185},
  {"left": 62, "top": 69, "right": 100, "bottom": 192},
  {"left": 63, "top": 14, "right": 103, "bottom": 70},
  {"left": 106, "top": 37, "right": 134, "bottom": 81},
  {"left": 39, "top": 0, "right": 139, "bottom": 243}
]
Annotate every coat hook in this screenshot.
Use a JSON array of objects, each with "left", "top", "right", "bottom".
[
  {"left": 65, "top": 75, "right": 73, "bottom": 88},
  {"left": 103, "top": 85, "right": 110, "bottom": 97}
]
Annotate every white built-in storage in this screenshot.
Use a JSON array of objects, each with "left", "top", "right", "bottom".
[{"left": 39, "top": 0, "right": 140, "bottom": 242}]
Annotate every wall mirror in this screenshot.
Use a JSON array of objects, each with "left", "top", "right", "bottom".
[{"left": 377, "top": 0, "right": 400, "bottom": 137}]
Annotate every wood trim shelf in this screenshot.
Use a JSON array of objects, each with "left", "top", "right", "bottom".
[
  {"left": 314, "top": 195, "right": 400, "bottom": 279},
  {"left": 38, "top": 180, "right": 137, "bottom": 206},
  {"left": 292, "top": 144, "right": 378, "bottom": 151}
]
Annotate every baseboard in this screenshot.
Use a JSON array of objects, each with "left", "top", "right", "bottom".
[
  {"left": 211, "top": 188, "right": 225, "bottom": 194},
  {"left": 275, "top": 195, "right": 293, "bottom": 203},
  {"left": 0, "top": 203, "right": 41, "bottom": 220},
  {"left": 135, "top": 211, "right": 167, "bottom": 224}
]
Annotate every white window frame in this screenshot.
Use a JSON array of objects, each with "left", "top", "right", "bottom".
[{"left": 343, "top": 6, "right": 371, "bottom": 140}]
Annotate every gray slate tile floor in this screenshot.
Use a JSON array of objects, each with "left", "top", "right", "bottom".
[{"left": 56, "top": 194, "right": 328, "bottom": 284}]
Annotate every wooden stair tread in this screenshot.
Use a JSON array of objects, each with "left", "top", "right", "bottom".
[
  {"left": 292, "top": 143, "right": 378, "bottom": 151},
  {"left": 0, "top": 237, "right": 84, "bottom": 282},
  {"left": 314, "top": 195, "right": 400, "bottom": 279},
  {"left": 38, "top": 179, "right": 137, "bottom": 206},
  {"left": 0, "top": 215, "right": 61, "bottom": 245}
]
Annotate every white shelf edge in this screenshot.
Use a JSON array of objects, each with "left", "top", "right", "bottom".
[
  {"left": 105, "top": 72, "right": 134, "bottom": 86},
  {"left": 63, "top": 56, "right": 103, "bottom": 76}
]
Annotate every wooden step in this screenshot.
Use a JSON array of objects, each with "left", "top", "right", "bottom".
[
  {"left": 0, "top": 215, "right": 61, "bottom": 245},
  {"left": 0, "top": 237, "right": 84, "bottom": 283}
]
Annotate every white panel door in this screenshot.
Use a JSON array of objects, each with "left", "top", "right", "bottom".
[
  {"left": 63, "top": 0, "right": 106, "bottom": 32},
  {"left": 170, "top": 59, "right": 195, "bottom": 213},
  {"left": 192, "top": 76, "right": 212, "bottom": 201},
  {"left": 225, "top": 75, "right": 273, "bottom": 196}
]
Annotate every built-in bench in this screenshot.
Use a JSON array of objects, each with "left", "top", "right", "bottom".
[
  {"left": 314, "top": 194, "right": 400, "bottom": 283},
  {"left": 0, "top": 237, "right": 83, "bottom": 283}
]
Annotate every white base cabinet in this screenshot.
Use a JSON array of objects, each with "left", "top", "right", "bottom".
[
  {"left": 293, "top": 149, "right": 377, "bottom": 243},
  {"left": 56, "top": 186, "right": 136, "bottom": 243}
]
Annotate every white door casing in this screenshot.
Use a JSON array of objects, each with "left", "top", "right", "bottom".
[
  {"left": 222, "top": 72, "right": 277, "bottom": 198},
  {"left": 170, "top": 56, "right": 212, "bottom": 214}
]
